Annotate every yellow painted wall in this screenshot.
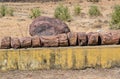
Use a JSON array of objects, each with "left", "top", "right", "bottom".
[{"left": 0, "top": 45, "right": 120, "bottom": 71}]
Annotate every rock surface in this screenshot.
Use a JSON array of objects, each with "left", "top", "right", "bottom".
[
  {"left": 29, "top": 16, "right": 70, "bottom": 36},
  {"left": 87, "top": 32, "right": 99, "bottom": 45},
  {"left": 58, "top": 34, "right": 68, "bottom": 46},
  {"left": 1, "top": 37, "right": 11, "bottom": 49},
  {"left": 100, "top": 32, "right": 120, "bottom": 45},
  {"left": 40, "top": 35, "right": 59, "bottom": 47},
  {"left": 32, "top": 36, "right": 41, "bottom": 47},
  {"left": 77, "top": 32, "right": 87, "bottom": 46},
  {"left": 20, "top": 37, "right": 32, "bottom": 48},
  {"left": 11, "top": 38, "right": 21, "bottom": 49},
  {"left": 111, "top": 31, "right": 120, "bottom": 44},
  {"left": 67, "top": 32, "right": 77, "bottom": 46}
]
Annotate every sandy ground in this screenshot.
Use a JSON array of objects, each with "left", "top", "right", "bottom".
[
  {"left": 0, "top": 0, "right": 120, "bottom": 38},
  {"left": 0, "top": 1, "right": 120, "bottom": 79},
  {"left": 0, "top": 68, "right": 120, "bottom": 79}
]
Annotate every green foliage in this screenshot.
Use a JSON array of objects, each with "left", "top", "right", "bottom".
[
  {"left": 0, "top": 5, "right": 7, "bottom": 16},
  {"left": 88, "top": 5, "right": 101, "bottom": 17},
  {"left": 110, "top": 5, "right": 120, "bottom": 29},
  {"left": 0, "top": 5, "right": 14, "bottom": 17},
  {"left": 30, "top": 8, "right": 41, "bottom": 19},
  {"left": 7, "top": 8, "right": 14, "bottom": 16},
  {"left": 74, "top": 5, "right": 81, "bottom": 16},
  {"left": 54, "top": 4, "right": 71, "bottom": 21}
]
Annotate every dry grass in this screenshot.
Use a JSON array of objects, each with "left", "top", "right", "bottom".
[{"left": 0, "top": 0, "right": 120, "bottom": 38}]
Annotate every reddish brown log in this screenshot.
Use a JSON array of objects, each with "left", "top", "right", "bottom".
[
  {"left": 67, "top": 32, "right": 77, "bottom": 46},
  {"left": 32, "top": 36, "right": 41, "bottom": 47},
  {"left": 0, "top": 37, "right": 11, "bottom": 49},
  {"left": 87, "top": 32, "right": 99, "bottom": 45},
  {"left": 40, "top": 35, "right": 59, "bottom": 47},
  {"left": 58, "top": 34, "right": 68, "bottom": 46},
  {"left": 11, "top": 38, "right": 20, "bottom": 49},
  {"left": 77, "top": 32, "right": 87, "bottom": 46},
  {"left": 100, "top": 32, "right": 120, "bottom": 45},
  {"left": 20, "top": 37, "right": 32, "bottom": 48}
]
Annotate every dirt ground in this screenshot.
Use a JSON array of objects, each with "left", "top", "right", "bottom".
[
  {"left": 0, "top": 68, "right": 120, "bottom": 79},
  {"left": 0, "top": 0, "right": 120, "bottom": 38},
  {"left": 0, "top": 1, "right": 120, "bottom": 79}
]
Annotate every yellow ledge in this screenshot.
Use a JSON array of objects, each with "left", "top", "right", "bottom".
[{"left": 0, "top": 45, "right": 120, "bottom": 71}]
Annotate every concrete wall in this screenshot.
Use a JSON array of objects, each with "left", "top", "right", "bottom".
[{"left": 0, "top": 45, "right": 120, "bottom": 71}]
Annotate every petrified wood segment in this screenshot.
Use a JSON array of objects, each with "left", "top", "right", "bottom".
[
  {"left": 11, "top": 38, "right": 20, "bottom": 49},
  {"left": 20, "top": 37, "right": 32, "bottom": 48},
  {"left": 67, "top": 32, "right": 77, "bottom": 46},
  {"left": 77, "top": 32, "right": 87, "bottom": 46},
  {"left": 1, "top": 37, "right": 11, "bottom": 49},
  {"left": 40, "top": 35, "right": 59, "bottom": 47},
  {"left": 32, "top": 36, "right": 41, "bottom": 47},
  {"left": 58, "top": 34, "right": 68, "bottom": 46},
  {"left": 87, "top": 32, "right": 99, "bottom": 45},
  {"left": 100, "top": 32, "right": 120, "bottom": 45}
]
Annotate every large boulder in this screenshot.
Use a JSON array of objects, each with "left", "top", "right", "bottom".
[
  {"left": 29, "top": 16, "right": 70, "bottom": 36},
  {"left": 40, "top": 35, "right": 59, "bottom": 47}
]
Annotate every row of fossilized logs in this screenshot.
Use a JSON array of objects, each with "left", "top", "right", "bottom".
[{"left": 0, "top": 31, "right": 120, "bottom": 49}]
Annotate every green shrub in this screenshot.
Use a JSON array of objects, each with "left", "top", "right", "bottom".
[
  {"left": 7, "top": 8, "right": 14, "bottom": 16},
  {"left": 88, "top": 5, "right": 101, "bottom": 17},
  {"left": 0, "top": 5, "right": 7, "bottom": 16},
  {"left": 110, "top": 5, "right": 120, "bottom": 29},
  {"left": 74, "top": 5, "right": 81, "bottom": 16},
  {"left": 30, "top": 8, "right": 41, "bottom": 19},
  {"left": 0, "top": 5, "right": 14, "bottom": 17},
  {"left": 54, "top": 4, "right": 71, "bottom": 21}
]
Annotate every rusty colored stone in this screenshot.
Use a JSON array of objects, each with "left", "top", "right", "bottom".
[
  {"left": 11, "top": 38, "right": 21, "bottom": 49},
  {"left": 111, "top": 31, "right": 120, "bottom": 44},
  {"left": 32, "top": 36, "right": 41, "bottom": 47},
  {"left": 1, "top": 37, "right": 11, "bottom": 49},
  {"left": 67, "top": 32, "right": 77, "bottom": 46},
  {"left": 100, "top": 32, "right": 120, "bottom": 45},
  {"left": 77, "top": 32, "right": 87, "bottom": 46},
  {"left": 20, "top": 37, "right": 32, "bottom": 48},
  {"left": 58, "top": 34, "right": 68, "bottom": 46},
  {"left": 87, "top": 32, "right": 99, "bottom": 45},
  {"left": 40, "top": 35, "right": 59, "bottom": 47},
  {"left": 29, "top": 16, "right": 70, "bottom": 36}
]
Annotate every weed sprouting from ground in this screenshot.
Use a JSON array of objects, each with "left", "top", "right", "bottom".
[
  {"left": 30, "top": 8, "right": 41, "bottom": 19},
  {"left": 54, "top": 4, "right": 71, "bottom": 21},
  {"left": 110, "top": 5, "right": 120, "bottom": 29},
  {"left": 88, "top": 5, "right": 101, "bottom": 17}
]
